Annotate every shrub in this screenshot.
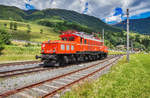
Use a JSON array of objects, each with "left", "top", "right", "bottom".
[
  {"left": 0, "top": 29, "right": 11, "bottom": 44},
  {"left": 0, "top": 36, "right": 4, "bottom": 52},
  {"left": 40, "top": 29, "right": 43, "bottom": 34},
  {"left": 14, "top": 22, "right": 17, "bottom": 30},
  {"left": 27, "top": 24, "right": 31, "bottom": 33},
  {"left": 0, "top": 29, "right": 11, "bottom": 53},
  {"left": 10, "top": 22, "right": 13, "bottom": 29}
]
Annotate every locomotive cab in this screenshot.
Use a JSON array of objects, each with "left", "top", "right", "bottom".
[{"left": 61, "top": 36, "right": 75, "bottom": 41}]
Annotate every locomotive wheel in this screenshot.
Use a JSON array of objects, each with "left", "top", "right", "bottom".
[
  {"left": 102, "top": 53, "right": 105, "bottom": 58},
  {"left": 69, "top": 55, "right": 75, "bottom": 64},
  {"left": 96, "top": 55, "right": 99, "bottom": 60},
  {"left": 76, "top": 56, "right": 81, "bottom": 62},
  {"left": 105, "top": 53, "right": 108, "bottom": 58},
  {"left": 91, "top": 55, "right": 95, "bottom": 61},
  {"left": 54, "top": 61, "right": 60, "bottom": 67},
  {"left": 44, "top": 60, "right": 56, "bottom": 66},
  {"left": 88, "top": 55, "right": 92, "bottom": 61},
  {"left": 72, "top": 57, "right": 76, "bottom": 63},
  {"left": 43, "top": 60, "right": 61, "bottom": 67},
  {"left": 84, "top": 56, "right": 88, "bottom": 61},
  {"left": 64, "top": 56, "right": 69, "bottom": 64},
  {"left": 99, "top": 54, "right": 102, "bottom": 59}
]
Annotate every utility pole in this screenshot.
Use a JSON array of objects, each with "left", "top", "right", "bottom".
[
  {"left": 102, "top": 29, "right": 104, "bottom": 45},
  {"left": 131, "top": 40, "right": 133, "bottom": 53},
  {"left": 126, "top": 9, "right": 130, "bottom": 62}
]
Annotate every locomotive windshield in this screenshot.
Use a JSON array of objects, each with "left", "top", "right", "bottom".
[
  {"left": 69, "top": 37, "right": 74, "bottom": 41},
  {"left": 62, "top": 37, "right": 67, "bottom": 41},
  {"left": 62, "top": 37, "right": 74, "bottom": 41}
]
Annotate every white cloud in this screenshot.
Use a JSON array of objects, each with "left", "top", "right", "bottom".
[
  {"left": 105, "top": 15, "right": 122, "bottom": 23},
  {"left": 129, "top": 2, "right": 150, "bottom": 16}
]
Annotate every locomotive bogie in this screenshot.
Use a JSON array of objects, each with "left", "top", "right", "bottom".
[{"left": 40, "top": 52, "right": 107, "bottom": 66}]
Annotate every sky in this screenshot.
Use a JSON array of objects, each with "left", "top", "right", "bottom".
[{"left": 0, "top": 0, "right": 150, "bottom": 24}]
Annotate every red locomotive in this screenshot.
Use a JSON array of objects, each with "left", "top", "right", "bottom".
[{"left": 36, "top": 30, "right": 108, "bottom": 66}]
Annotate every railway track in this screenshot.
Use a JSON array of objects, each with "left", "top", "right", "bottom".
[
  {"left": 0, "top": 55, "right": 123, "bottom": 98},
  {"left": 0, "top": 66, "right": 46, "bottom": 78},
  {"left": 0, "top": 61, "right": 41, "bottom": 68},
  {"left": 0, "top": 54, "right": 119, "bottom": 68},
  {"left": 0, "top": 55, "right": 118, "bottom": 78}
]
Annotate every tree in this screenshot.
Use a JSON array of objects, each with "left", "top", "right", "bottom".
[
  {"left": 0, "top": 29, "right": 11, "bottom": 44},
  {"left": 10, "top": 22, "right": 13, "bottom": 30},
  {"left": 4, "top": 23, "right": 7, "bottom": 27},
  {"left": 135, "top": 34, "right": 140, "bottom": 42},
  {"left": 40, "top": 29, "right": 43, "bottom": 34},
  {"left": 27, "top": 24, "right": 31, "bottom": 33},
  {"left": 0, "top": 29, "right": 11, "bottom": 53},
  {"left": 0, "top": 35, "right": 4, "bottom": 53},
  {"left": 14, "top": 22, "right": 17, "bottom": 30}
]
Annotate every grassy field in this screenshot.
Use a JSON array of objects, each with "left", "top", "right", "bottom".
[
  {"left": 0, "top": 19, "right": 60, "bottom": 62},
  {"left": 61, "top": 54, "right": 150, "bottom": 98},
  {"left": 0, "top": 20, "right": 60, "bottom": 42},
  {"left": 0, "top": 45, "right": 40, "bottom": 63}
]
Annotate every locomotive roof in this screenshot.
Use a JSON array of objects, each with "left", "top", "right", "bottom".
[
  {"left": 60, "top": 31, "right": 103, "bottom": 42},
  {"left": 73, "top": 32, "right": 103, "bottom": 42}
]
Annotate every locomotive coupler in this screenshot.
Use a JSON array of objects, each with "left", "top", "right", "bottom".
[
  {"left": 35, "top": 54, "right": 57, "bottom": 60},
  {"left": 35, "top": 55, "right": 41, "bottom": 59}
]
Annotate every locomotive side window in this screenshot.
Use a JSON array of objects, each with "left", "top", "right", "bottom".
[
  {"left": 66, "top": 45, "right": 70, "bottom": 50},
  {"left": 71, "top": 45, "right": 74, "bottom": 50},
  {"left": 69, "top": 37, "right": 74, "bottom": 41},
  {"left": 61, "top": 44, "right": 65, "bottom": 50},
  {"left": 62, "top": 37, "right": 67, "bottom": 41},
  {"left": 84, "top": 39, "right": 87, "bottom": 44},
  {"left": 80, "top": 38, "right": 83, "bottom": 44}
]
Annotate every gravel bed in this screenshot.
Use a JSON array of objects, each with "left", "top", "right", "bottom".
[
  {"left": 0, "top": 56, "right": 117, "bottom": 94},
  {"left": 0, "top": 67, "right": 46, "bottom": 77}
]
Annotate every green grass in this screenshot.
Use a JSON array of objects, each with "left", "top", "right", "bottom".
[
  {"left": 61, "top": 54, "right": 150, "bottom": 98},
  {"left": 0, "top": 45, "right": 40, "bottom": 63},
  {"left": 0, "top": 20, "right": 60, "bottom": 42},
  {"left": 0, "top": 19, "right": 60, "bottom": 62}
]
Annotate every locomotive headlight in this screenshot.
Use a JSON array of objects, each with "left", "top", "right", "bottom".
[
  {"left": 48, "top": 40, "right": 50, "bottom": 43},
  {"left": 42, "top": 44, "right": 45, "bottom": 48},
  {"left": 41, "top": 50, "right": 44, "bottom": 53},
  {"left": 53, "top": 49, "right": 56, "bottom": 53}
]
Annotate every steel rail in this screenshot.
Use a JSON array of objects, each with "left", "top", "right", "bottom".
[
  {"left": 0, "top": 61, "right": 41, "bottom": 68},
  {"left": 0, "top": 67, "right": 48, "bottom": 78},
  {"left": 0, "top": 66, "right": 42, "bottom": 74}
]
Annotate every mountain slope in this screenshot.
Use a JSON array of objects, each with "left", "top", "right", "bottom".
[
  {"left": 114, "top": 17, "right": 150, "bottom": 34},
  {"left": 0, "top": 20, "right": 60, "bottom": 42},
  {"left": 0, "top": 5, "right": 122, "bottom": 33},
  {"left": 0, "top": 5, "right": 26, "bottom": 21}
]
